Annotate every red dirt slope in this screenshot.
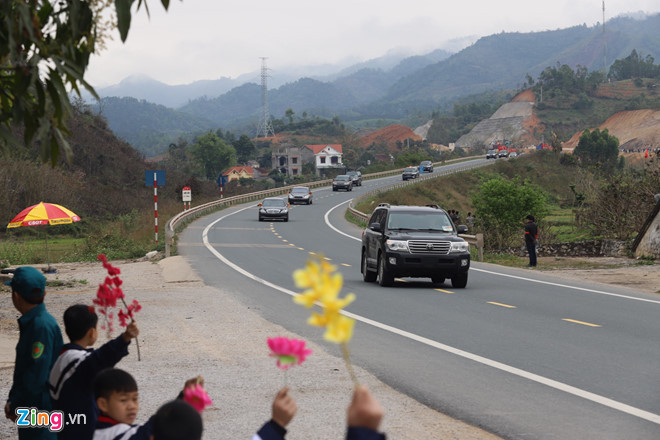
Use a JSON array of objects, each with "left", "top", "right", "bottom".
[
  {"left": 359, "top": 124, "right": 422, "bottom": 150},
  {"left": 562, "top": 110, "right": 660, "bottom": 151}
]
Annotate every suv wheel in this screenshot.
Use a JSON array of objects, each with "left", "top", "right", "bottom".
[
  {"left": 377, "top": 255, "right": 394, "bottom": 287},
  {"left": 362, "top": 251, "right": 377, "bottom": 283},
  {"left": 451, "top": 273, "right": 468, "bottom": 288}
]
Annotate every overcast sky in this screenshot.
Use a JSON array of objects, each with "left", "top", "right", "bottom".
[{"left": 85, "top": 0, "right": 660, "bottom": 88}]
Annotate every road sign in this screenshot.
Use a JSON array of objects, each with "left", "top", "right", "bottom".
[
  {"left": 182, "top": 187, "right": 192, "bottom": 202},
  {"left": 145, "top": 170, "right": 166, "bottom": 187}
]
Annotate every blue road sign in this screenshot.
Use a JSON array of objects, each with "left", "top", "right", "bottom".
[{"left": 145, "top": 170, "right": 166, "bottom": 187}]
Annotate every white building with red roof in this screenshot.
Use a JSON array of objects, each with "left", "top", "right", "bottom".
[
  {"left": 305, "top": 144, "right": 343, "bottom": 173},
  {"left": 223, "top": 166, "right": 255, "bottom": 182}
]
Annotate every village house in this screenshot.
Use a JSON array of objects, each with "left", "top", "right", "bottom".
[
  {"left": 271, "top": 143, "right": 344, "bottom": 177},
  {"left": 223, "top": 166, "right": 254, "bottom": 182}
]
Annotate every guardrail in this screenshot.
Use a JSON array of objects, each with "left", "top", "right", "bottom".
[{"left": 164, "top": 157, "right": 492, "bottom": 258}]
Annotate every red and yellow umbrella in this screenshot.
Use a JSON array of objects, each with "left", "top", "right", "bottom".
[
  {"left": 7, "top": 202, "right": 81, "bottom": 228},
  {"left": 6, "top": 203, "right": 81, "bottom": 270}
]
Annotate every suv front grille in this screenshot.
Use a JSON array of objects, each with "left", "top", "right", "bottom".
[{"left": 408, "top": 240, "right": 451, "bottom": 254}]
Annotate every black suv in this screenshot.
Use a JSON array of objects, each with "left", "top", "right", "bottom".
[
  {"left": 420, "top": 160, "right": 434, "bottom": 172},
  {"left": 361, "top": 204, "right": 470, "bottom": 287}
]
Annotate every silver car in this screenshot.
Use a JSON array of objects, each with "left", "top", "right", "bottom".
[{"left": 288, "top": 186, "right": 313, "bottom": 205}]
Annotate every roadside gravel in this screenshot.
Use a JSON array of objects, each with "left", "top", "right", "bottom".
[{"left": 0, "top": 257, "right": 502, "bottom": 440}]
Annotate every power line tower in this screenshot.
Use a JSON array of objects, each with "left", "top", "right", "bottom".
[
  {"left": 256, "top": 57, "right": 275, "bottom": 138},
  {"left": 602, "top": 1, "right": 607, "bottom": 77}
]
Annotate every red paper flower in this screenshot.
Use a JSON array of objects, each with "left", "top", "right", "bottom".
[
  {"left": 183, "top": 384, "right": 213, "bottom": 412},
  {"left": 267, "top": 337, "right": 312, "bottom": 370},
  {"left": 94, "top": 254, "right": 141, "bottom": 335}
]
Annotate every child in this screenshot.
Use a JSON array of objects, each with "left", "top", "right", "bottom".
[
  {"left": 253, "top": 387, "right": 297, "bottom": 440},
  {"left": 4, "top": 266, "right": 63, "bottom": 440},
  {"left": 92, "top": 368, "right": 200, "bottom": 440},
  {"left": 48, "top": 304, "right": 139, "bottom": 440},
  {"left": 253, "top": 386, "right": 386, "bottom": 440},
  {"left": 151, "top": 400, "right": 203, "bottom": 440}
]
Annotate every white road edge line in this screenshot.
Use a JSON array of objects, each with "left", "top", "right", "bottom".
[{"left": 202, "top": 203, "right": 660, "bottom": 425}]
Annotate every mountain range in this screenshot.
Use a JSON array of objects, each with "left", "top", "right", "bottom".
[{"left": 92, "top": 13, "right": 660, "bottom": 157}]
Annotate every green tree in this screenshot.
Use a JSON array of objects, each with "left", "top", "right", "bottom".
[
  {"left": 471, "top": 176, "right": 549, "bottom": 249},
  {"left": 285, "top": 108, "right": 295, "bottom": 125},
  {"left": 190, "top": 131, "right": 236, "bottom": 180},
  {"left": 232, "top": 134, "right": 256, "bottom": 164},
  {"left": 608, "top": 50, "right": 660, "bottom": 81},
  {"left": 573, "top": 128, "right": 619, "bottom": 170},
  {"left": 1, "top": 0, "right": 171, "bottom": 164}
]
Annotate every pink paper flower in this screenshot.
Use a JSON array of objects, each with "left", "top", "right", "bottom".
[
  {"left": 93, "top": 254, "right": 141, "bottom": 336},
  {"left": 183, "top": 384, "right": 213, "bottom": 412},
  {"left": 267, "top": 337, "right": 312, "bottom": 370}
]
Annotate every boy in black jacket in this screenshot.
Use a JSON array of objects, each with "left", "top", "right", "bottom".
[{"left": 48, "top": 304, "right": 139, "bottom": 440}]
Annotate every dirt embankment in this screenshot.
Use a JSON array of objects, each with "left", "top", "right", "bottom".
[
  {"left": 359, "top": 124, "right": 422, "bottom": 150},
  {"left": 562, "top": 110, "right": 660, "bottom": 151}
]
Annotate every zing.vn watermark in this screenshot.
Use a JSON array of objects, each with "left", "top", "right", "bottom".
[{"left": 15, "top": 408, "right": 86, "bottom": 432}]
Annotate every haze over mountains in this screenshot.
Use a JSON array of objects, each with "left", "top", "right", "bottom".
[{"left": 93, "top": 13, "right": 660, "bottom": 156}]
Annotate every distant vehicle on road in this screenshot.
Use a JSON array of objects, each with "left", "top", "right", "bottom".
[
  {"left": 420, "top": 160, "right": 434, "bottom": 172},
  {"left": 486, "top": 150, "right": 498, "bottom": 159},
  {"left": 498, "top": 150, "right": 509, "bottom": 158},
  {"left": 346, "top": 170, "right": 362, "bottom": 186},
  {"left": 402, "top": 167, "right": 420, "bottom": 180},
  {"left": 332, "top": 175, "right": 353, "bottom": 191},
  {"left": 509, "top": 152, "right": 518, "bottom": 158},
  {"left": 288, "top": 186, "right": 313, "bottom": 205},
  {"left": 258, "top": 198, "right": 289, "bottom": 222}
]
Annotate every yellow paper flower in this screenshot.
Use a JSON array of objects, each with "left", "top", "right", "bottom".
[{"left": 324, "top": 315, "right": 355, "bottom": 343}]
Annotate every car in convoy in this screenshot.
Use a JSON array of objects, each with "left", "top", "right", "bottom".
[
  {"left": 332, "top": 175, "right": 353, "bottom": 191},
  {"left": 346, "top": 170, "right": 362, "bottom": 186},
  {"left": 258, "top": 197, "right": 289, "bottom": 222},
  {"left": 420, "top": 160, "right": 434, "bottom": 173},
  {"left": 361, "top": 204, "right": 470, "bottom": 287},
  {"left": 288, "top": 186, "right": 313, "bottom": 205},
  {"left": 498, "top": 149, "right": 509, "bottom": 158},
  {"left": 508, "top": 151, "right": 518, "bottom": 158},
  {"left": 402, "top": 166, "right": 420, "bottom": 180},
  {"left": 486, "top": 150, "right": 498, "bottom": 159}
]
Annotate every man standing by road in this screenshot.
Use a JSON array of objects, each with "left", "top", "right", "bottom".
[{"left": 524, "top": 215, "right": 538, "bottom": 267}]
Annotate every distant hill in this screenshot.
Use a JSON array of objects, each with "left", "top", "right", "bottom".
[
  {"left": 97, "top": 13, "right": 660, "bottom": 157},
  {"left": 96, "top": 97, "right": 216, "bottom": 157}
]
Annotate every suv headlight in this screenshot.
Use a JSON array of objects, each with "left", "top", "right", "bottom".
[
  {"left": 450, "top": 241, "right": 469, "bottom": 253},
  {"left": 386, "top": 239, "right": 409, "bottom": 252}
]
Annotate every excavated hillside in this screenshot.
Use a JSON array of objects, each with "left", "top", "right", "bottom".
[
  {"left": 454, "top": 90, "right": 539, "bottom": 149},
  {"left": 562, "top": 110, "right": 660, "bottom": 151},
  {"left": 359, "top": 124, "right": 423, "bottom": 150}
]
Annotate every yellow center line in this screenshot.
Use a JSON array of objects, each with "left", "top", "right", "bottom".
[
  {"left": 341, "top": 263, "right": 351, "bottom": 267},
  {"left": 563, "top": 319, "right": 601, "bottom": 327},
  {"left": 324, "top": 257, "right": 332, "bottom": 261},
  {"left": 434, "top": 288, "right": 455, "bottom": 294},
  {"left": 309, "top": 251, "right": 316, "bottom": 256},
  {"left": 487, "top": 301, "right": 517, "bottom": 309},
  {"left": 297, "top": 247, "right": 305, "bottom": 251},
  {"left": 289, "top": 243, "right": 295, "bottom": 247},
  {"left": 282, "top": 239, "right": 288, "bottom": 242}
]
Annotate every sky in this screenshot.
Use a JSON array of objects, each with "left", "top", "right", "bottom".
[{"left": 85, "top": 0, "right": 660, "bottom": 88}]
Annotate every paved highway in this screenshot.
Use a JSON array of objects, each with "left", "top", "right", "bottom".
[{"left": 178, "top": 162, "right": 660, "bottom": 440}]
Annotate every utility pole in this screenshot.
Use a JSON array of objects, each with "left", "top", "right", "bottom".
[
  {"left": 256, "top": 57, "right": 275, "bottom": 138},
  {"left": 602, "top": 1, "right": 607, "bottom": 77}
]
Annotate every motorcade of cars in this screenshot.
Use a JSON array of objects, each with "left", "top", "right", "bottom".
[
  {"left": 361, "top": 204, "right": 470, "bottom": 287},
  {"left": 486, "top": 150, "right": 498, "bottom": 159},
  {"left": 346, "top": 170, "right": 362, "bottom": 186},
  {"left": 402, "top": 166, "right": 420, "bottom": 180},
  {"left": 498, "top": 149, "right": 509, "bottom": 158},
  {"left": 420, "top": 160, "right": 434, "bottom": 172},
  {"left": 509, "top": 152, "right": 518, "bottom": 158},
  {"left": 258, "top": 197, "right": 289, "bottom": 222},
  {"left": 288, "top": 186, "right": 313, "bottom": 205},
  {"left": 332, "top": 175, "right": 353, "bottom": 191}
]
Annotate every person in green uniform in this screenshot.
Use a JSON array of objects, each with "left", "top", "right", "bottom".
[{"left": 4, "top": 267, "right": 63, "bottom": 439}]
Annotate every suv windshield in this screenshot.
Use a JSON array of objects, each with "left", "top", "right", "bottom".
[
  {"left": 291, "top": 187, "right": 309, "bottom": 194},
  {"left": 335, "top": 176, "right": 349, "bottom": 181},
  {"left": 386, "top": 212, "right": 454, "bottom": 231}
]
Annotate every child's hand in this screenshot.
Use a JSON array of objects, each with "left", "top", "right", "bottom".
[
  {"left": 272, "top": 387, "right": 297, "bottom": 428},
  {"left": 122, "top": 321, "right": 139, "bottom": 343},
  {"left": 184, "top": 376, "right": 204, "bottom": 390},
  {"left": 5, "top": 402, "right": 16, "bottom": 422},
  {"left": 347, "top": 386, "right": 383, "bottom": 431}
]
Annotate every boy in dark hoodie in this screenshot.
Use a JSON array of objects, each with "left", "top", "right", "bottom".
[{"left": 48, "top": 304, "right": 138, "bottom": 440}]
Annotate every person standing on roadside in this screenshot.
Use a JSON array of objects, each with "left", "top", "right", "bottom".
[
  {"left": 524, "top": 215, "right": 538, "bottom": 267},
  {"left": 4, "top": 267, "right": 63, "bottom": 440}
]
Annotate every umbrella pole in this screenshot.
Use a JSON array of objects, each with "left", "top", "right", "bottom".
[{"left": 45, "top": 231, "right": 52, "bottom": 271}]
